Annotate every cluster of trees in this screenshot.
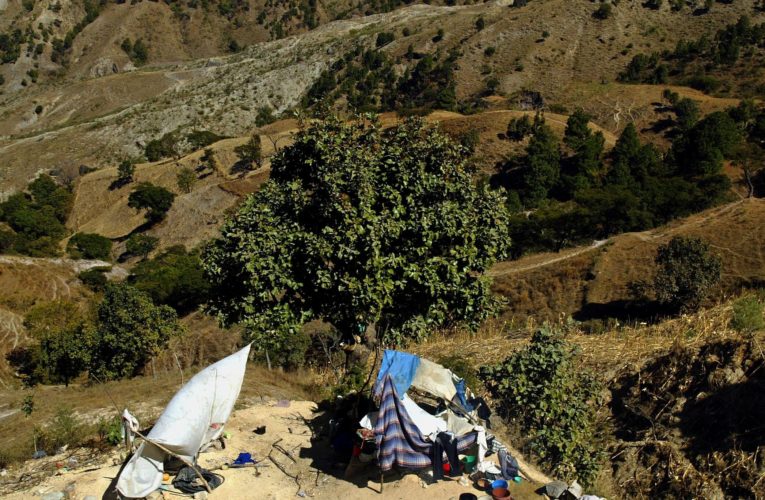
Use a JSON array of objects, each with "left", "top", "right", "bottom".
[
  {"left": 7, "top": 283, "right": 184, "bottom": 385},
  {"left": 0, "top": 29, "right": 24, "bottom": 64},
  {"left": 619, "top": 16, "right": 765, "bottom": 95},
  {"left": 144, "top": 129, "right": 225, "bottom": 162},
  {"left": 51, "top": 0, "right": 102, "bottom": 65},
  {"left": 302, "top": 45, "right": 459, "bottom": 113},
  {"left": 0, "top": 175, "right": 73, "bottom": 256},
  {"left": 494, "top": 104, "right": 743, "bottom": 256}
]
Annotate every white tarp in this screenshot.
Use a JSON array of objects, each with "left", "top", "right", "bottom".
[
  {"left": 117, "top": 344, "right": 251, "bottom": 498},
  {"left": 410, "top": 357, "right": 459, "bottom": 403}
]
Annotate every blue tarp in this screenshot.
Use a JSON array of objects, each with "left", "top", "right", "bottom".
[{"left": 376, "top": 350, "right": 420, "bottom": 398}]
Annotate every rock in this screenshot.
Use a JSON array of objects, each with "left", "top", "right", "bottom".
[
  {"left": 83, "top": 496, "right": 98, "bottom": 500},
  {"left": 192, "top": 492, "right": 208, "bottom": 500},
  {"left": 40, "top": 492, "right": 65, "bottom": 500},
  {"left": 62, "top": 481, "right": 77, "bottom": 499}
]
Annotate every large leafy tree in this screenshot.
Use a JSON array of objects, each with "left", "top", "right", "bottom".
[
  {"left": 203, "top": 116, "right": 511, "bottom": 349},
  {"left": 521, "top": 123, "right": 561, "bottom": 205}
]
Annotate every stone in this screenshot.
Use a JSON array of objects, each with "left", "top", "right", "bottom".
[{"left": 40, "top": 492, "right": 65, "bottom": 500}]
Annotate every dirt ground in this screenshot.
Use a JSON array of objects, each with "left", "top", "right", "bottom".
[{"left": 4, "top": 401, "right": 542, "bottom": 499}]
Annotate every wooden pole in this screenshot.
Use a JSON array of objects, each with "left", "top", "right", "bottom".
[{"left": 132, "top": 429, "right": 212, "bottom": 494}]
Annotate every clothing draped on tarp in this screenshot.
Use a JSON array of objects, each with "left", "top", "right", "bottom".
[
  {"left": 376, "top": 350, "right": 421, "bottom": 397},
  {"left": 116, "top": 344, "right": 251, "bottom": 499},
  {"left": 375, "top": 349, "right": 473, "bottom": 408},
  {"left": 374, "top": 374, "right": 477, "bottom": 472}
]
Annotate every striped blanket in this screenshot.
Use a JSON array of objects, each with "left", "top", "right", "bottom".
[{"left": 374, "top": 374, "right": 477, "bottom": 471}]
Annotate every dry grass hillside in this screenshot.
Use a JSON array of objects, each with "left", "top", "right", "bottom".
[{"left": 491, "top": 198, "right": 765, "bottom": 321}]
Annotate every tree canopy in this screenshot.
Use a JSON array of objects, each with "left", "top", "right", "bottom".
[{"left": 203, "top": 116, "right": 511, "bottom": 349}]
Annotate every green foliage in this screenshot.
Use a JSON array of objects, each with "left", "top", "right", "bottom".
[
  {"left": 130, "top": 246, "right": 210, "bottom": 314},
  {"left": 619, "top": 17, "right": 765, "bottom": 93},
  {"left": 125, "top": 234, "right": 159, "bottom": 259},
  {"left": 24, "top": 300, "right": 92, "bottom": 385},
  {"left": 506, "top": 114, "right": 537, "bottom": 141},
  {"left": 0, "top": 29, "right": 24, "bottom": 64},
  {"left": 653, "top": 236, "right": 722, "bottom": 312},
  {"left": 89, "top": 283, "right": 183, "bottom": 381},
  {"left": 479, "top": 327, "right": 602, "bottom": 485},
  {"left": 676, "top": 111, "right": 742, "bottom": 176},
  {"left": 730, "top": 295, "right": 764, "bottom": 333},
  {"left": 484, "top": 46, "right": 496, "bottom": 57},
  {"left": 593, "top": 2, "right": 612, "bottom": 19},
  {"left": 376, "top": 32, "right": 395, "bottom": 47},
  {"left": 78, "top": 268, "right": 108, "bottom": 291},
  {"left": 234, "top": 134, "right": 263, "bottom": 169},
  {"left": 116, "top": 159, "right": 135, "bottom": 187},
  {"left": 97, "top": 415, "right": 123, "bottom": 446},
  {"left": 256, "top": 107, "right": 276, "bottom": 126},
  {"left": 176, "top": 167, "right": 197, "bottom": 194},
  {"left": 22, "top": 394, "right": 34, "bottom": 416},
  {"left": 121, "top": 38, "right": 148, "bottom": 65},
  {"left": 521, "top": 123, "right": 560, "bottom": 205},
  {"left": 204, "top": 116, "right": 511, "bottom": 350},
  {"left": 302, "top": 46, "right": 459, "bottom": 113},
  {"left": 185, "top": 130, "right": 225, "bottom": 150},
  {"left": 0, "top": 174, "right": 72, "bottom": 256},
  {"left": 67, "top": 233, "right": 112, "bottom": 260},
  {"left": 475, "top": 17, "right": 485, "bottom": 31},
  {"left": 39, "top": 407, "right": 86, "bottom": 453},
  {"left": 144, "top": 133, "right": 177, "bottom": 161},
  {"left": 128, "top": 183, "right": 175, "bottom": 223}
]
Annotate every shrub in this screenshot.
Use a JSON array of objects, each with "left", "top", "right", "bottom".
[
  {"left": 479, "top": 327, "right": 602, "bottom": 484},
  {"left": 484, "top": 46, "right": 496, "bottom": 57},
  {"left": 438, "top": 354, "right": 480, "bottom": 390},
  {"left": 67, "top": 232, "right": 112, "bottom": 260},
  {"left": 125, "top": 233, "right": 159, "bottom": 259},
  {"left": 653, "top": 236, "right": 721, "bottom": 312},
  {"left": 144, "top": 133, "right": 177, "bottom": 161},
  {"left": 594, "top": 2, "right": 612, "bottom": 19},
  {"left": 731, "top": 296, "right": 764, "bottom": 333},
  {"left": 376, "top": 32, "right": 395, "bottom": 47},
  {"left": 475, "top": 17, "right": 485, "bottom": 31},
  {"left": 128, "top": 183, "right": 175, "bottom": 223},
  {"left": 115, "top": 159, "right": 135, "bottom": 187},
  {"left": 39, "top": 407, "right": 85, "bottom": 453},
  {"left": 97, "top": 415, "right": 123, "bottom": 446},
  {"left": 129, "top": 246, "right": 210, "bottom": 314},
  {"left": 78, "top": 268, "right": 108, "bottom": 291},
  {"left": 176, "top": 167, "right": 197, "bottom": 194}
]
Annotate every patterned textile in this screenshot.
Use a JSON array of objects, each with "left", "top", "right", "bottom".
[{"left": 374, "top": 374, "right": 477, "bottom": 472}]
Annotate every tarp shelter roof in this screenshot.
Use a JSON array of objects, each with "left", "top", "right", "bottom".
[{"left": 117, "top": 344, "right": 251, "bottom": 498}]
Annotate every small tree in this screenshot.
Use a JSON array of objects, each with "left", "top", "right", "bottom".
[
  {"left": 89, "top": 283, "right": 182, "bottom": 381},
  {"left": 176, "top": 167, "right": 197, "bottom": 194},
  {"left": 522, "top": 123, "right": 561, "bottom": 205},
  {"left": 233, "top": 134, "right": 263, "bottom": 169},
  {"left": 128, "top": 183, "right": 175, "bottom": 223},
  {"left": 594, "top": 2, "right": 612, "bottom": 19},
  {"left": 125, "top": 233, "right": 159, "bottom": 259},
  {"left": 653, "top": 236, "right": 721, "bottom": 312},
  {"left": 203, "top": 116, "right": 511, "bottom": 352},
  {"left": 116, "top": 159, "right": 135, "bottom": 186},
  {"left": 24, "top": 300, "right": 91, "bottom": 386}
]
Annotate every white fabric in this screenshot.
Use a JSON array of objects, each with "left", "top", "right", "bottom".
[
  {"left": 474, "top": 425, "right": 488, "bottom": 464},
  {"left": 359, "top": 412, "right": 378, "bottom": 430},
  {"left": 117, "top": 345, "right": 251, "bottom": 498},
  {"left": 401, "top": 393, "right": 447, "bottom": 440},
  {"left": 122, "top": 409, "right": 140, "bottom": 446},
  {"left": 410, "top": 357, "right": 458, "bottom": 403}
]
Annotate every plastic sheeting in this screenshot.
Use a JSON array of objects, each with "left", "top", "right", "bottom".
[{"left": 117, "top": 344, "right": 251, "bottom": 498}]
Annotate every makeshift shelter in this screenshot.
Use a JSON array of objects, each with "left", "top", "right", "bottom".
[
  {"left": 358, "top": 350, "right": 491, "bottom": 481},
  {"left": 116, "top": 345, "right": 251, "bottom": 498}
]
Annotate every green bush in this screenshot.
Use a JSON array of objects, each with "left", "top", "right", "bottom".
[
  {"left": 438, "top": 354, "right": 480, "bottom": 390},
  {"left": 653, "top": 236, "right": 721, "bottom": 312},
  {"left": 39, "top": 407, "right": 85, "bottom": 453},
  {"left": 67, "top": 232, "right": 112, "bottom": 260},
  {"left": 97, "top": 415, "right": 123, "bottom": 446},
  {"left": 593, "top": 2, "right": 612, "bottom": 19},
  {"left": 125, "top": 233, "right": 158, "bottom": 259},
  {"left": 479, "top": 327, "right": 602, "bottom": 485},
  {"left": 376, "top": 32, "right": 395, "bottom": 47},
  {"left": 144, "top": 133, "right": 177, "bottom": 161},
  {"left": 128, "top": 183, "right": 175, "bottom": 223},
  {"left": 78, "top": 268, "right": 108, "bottom": 291},
  {"left": 129, "top": 245, "right": 210, "bottom": 313},
  {"left": 731, "top": 296, "right": 764, "bottom": 333}
]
